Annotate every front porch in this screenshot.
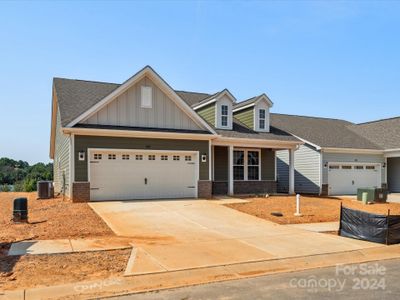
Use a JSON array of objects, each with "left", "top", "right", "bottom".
[{"left": 210, "top": 143, "right": 296, "bottom": 196}]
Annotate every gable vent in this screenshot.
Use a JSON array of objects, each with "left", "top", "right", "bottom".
[{"left": 141, "top": 86, "right": 152, "bottom": 108}]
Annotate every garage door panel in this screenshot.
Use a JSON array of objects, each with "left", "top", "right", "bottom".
[
  {"left": 328, "top": 164, "right": 381, "bottom": 195},
  {"left": 89, "top": 150, "right": 198, "bottom": 201}
]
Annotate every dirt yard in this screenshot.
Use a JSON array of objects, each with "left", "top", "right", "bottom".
[
  {"left": 0, "top": 192, "right": 131, "bottom": 291},
  {"left": 226, "top": 195, "right": 400, "bottom": 225}
]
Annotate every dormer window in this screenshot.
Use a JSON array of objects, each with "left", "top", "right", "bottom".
[
  {"left": 221, "top": 105, "right": 228, "bottom": 127},
  {"left": 259, "top": 109, "right": 266, "bottom": 130}
]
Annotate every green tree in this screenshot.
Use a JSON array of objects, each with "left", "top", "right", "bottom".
[{"left": 0, "top": 184, "right": 10, "bottom": 192}]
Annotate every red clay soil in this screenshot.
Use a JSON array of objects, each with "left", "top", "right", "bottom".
[
  {"left": 0, "top": 249, "right": 131, "bottom": 290},
  {"left": 0, "top": 192, "right": 131, "bottom": 291},
  {"left": 0, "top": 192, "right": 114, "bottom": 242},
  {"left": 226, "top": 195, "right": 400, "bottom": 225}
]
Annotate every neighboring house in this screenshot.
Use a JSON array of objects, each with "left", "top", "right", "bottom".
[
  {"left": 50, "top": 66, "right": 301, "bottom": 202},
  {"left": 273, "top": 114, "right": 400, "bottom": 195}
]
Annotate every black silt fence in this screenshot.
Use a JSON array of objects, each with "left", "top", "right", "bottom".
[{"left": 339, "top": 205, "right": 400, "bottom": 245}]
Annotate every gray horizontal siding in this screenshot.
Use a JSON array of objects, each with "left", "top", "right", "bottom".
[
  {"left": 74, "top": 135, "right": 209, "bottom": 182},
  {"left": 322, "top": 152, "right": 385, "bottom": 184},
  {"left": 53, "top": 108, "right": 70, "bottom": 196},
  {"left": 276, "top": 144, "right": 321, "bottom": 194},
  {"left": 276, "top": 151, "right": 289, "bottom": 193}
]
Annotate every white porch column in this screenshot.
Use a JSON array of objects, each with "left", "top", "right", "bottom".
[
  {"left": 228, "top": 145, "right": 234, "bottom": 195},
  {"left": 289, "top": 148, "right": 295, "bottom": 195},
  {"left": 209, "top": 141, "right": 212, "bottom": 181}
]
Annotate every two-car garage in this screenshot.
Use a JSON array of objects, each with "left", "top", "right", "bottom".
[{"left": 88, "top": 149, "right": 199, "bottom": 201}]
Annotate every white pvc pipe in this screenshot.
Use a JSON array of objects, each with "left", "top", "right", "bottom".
[{"left": 295, "top": 194, "right": 302, "bottom": 216}]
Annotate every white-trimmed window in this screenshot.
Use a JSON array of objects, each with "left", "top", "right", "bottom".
[
  {"left": 221, "top": 105, "right": 228, "bottom": 127},
  {"left": 259, "top": 109, "right": 266, "bottom": 130},
  {"left": 161, "top": 155, "right": 168, "bottom": 161},
  {"left": 94, "top": 153, "right": 102, "bottom": 160},
  {"left": 148, "top": 155, "right": 156, "bottom": 161},
  {"left": 247, "top": 151, "right": 260, "bottom": 180},
  {"left": 135, "top": 155, "right": 143, "bottom": 160},
  {"left": 173, "top": 155, "right": 180, "bottom": 161},
  {"left": 108, "top": 154, "right": 116, "bottom": 160},
  {"left": 233, "top": 150, "right": 260, "bottom": 181},
  {"left": 141, "top": 86, "right": 152, "bottom": 108},
  {"left": 122, "top": 154, "right": 130, "bottom": 160},
  {"left": 185, "top": 155, "right": 192, "bottom": 161}
]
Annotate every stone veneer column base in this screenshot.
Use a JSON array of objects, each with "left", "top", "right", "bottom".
[
  {"left": 320, "top": 184, "right": 329, "bottom": 196},
  {"left": 72, "top": 182, "right": 90, "bottom": 203},
  {"left": 198, "top": 180, "right": 212, "bottom": 199}
]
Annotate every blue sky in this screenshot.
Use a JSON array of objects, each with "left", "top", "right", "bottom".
[{"left": 1, "top": 1, "right": 399, "bottom": 164}]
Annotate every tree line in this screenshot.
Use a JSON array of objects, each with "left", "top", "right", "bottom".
[{"left": 0, "top": 157, "right": 53, "bottom": 192}]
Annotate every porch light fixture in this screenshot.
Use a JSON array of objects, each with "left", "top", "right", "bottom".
[
  {"left": 201, "top": 154, "right": 207, "bottom": 163},
  {"left": 383, "top": 163, "right": 386, "bottom": 168},
  {"left": 78, "top": 151, "right": 86, "bottom": 161},
  {"left": 324, "top": 162, "right": 328, "bottom": 168}
]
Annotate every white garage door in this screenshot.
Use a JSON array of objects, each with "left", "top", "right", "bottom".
[
  {"left": 328, "top": 163, "right": 381, "bottom": 195},
  {"left": 89, "top": 149, "right": 198, "bottom": 201}
]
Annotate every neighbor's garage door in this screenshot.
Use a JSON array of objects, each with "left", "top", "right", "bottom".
[
  {"left": 89, "top": 150, "right": 198, "bottom": 201},
  {"left": 328, "top": 163, "right": 381, "bottom": 195}
]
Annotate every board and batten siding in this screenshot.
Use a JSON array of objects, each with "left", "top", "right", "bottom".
[
  {"left": 276, "top": 144, "right": 321, "bottom": 194},
  {"left": 196, "top": 103, "right": 216, "bottom": 126},
  {"left": 83, "top": 76, "right": 202, "bottom": 131},
  {"left": 53, "top": 108, "right": 71, "bottom": 196},
  {"left": 214, "top": 146, "right": 228, "bottom": 181},
  {"left": 322, "top": 152, "right": 385, "bottom": 184},
  {"left": 234, "top": 107, "right": 254, "bottom": 129},
  {"left": 74, "top": 135, "right": 210, "bottom": 182},
  {"left": 261, "top": 149, "right": 275, "bottom": 180},
  {"left": 388, "top": 157, "right": 400, "bottom": 192}
]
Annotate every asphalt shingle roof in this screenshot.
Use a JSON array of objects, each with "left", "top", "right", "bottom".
[
  {"left": 53, "top": 76, "right": 396, "bottom": 149},
  {"left": 54, "top": 78, "right": 120, "bottom": 127},
  {"left": 233, "top": 96, "right": 258, "bottom": 110},
  {"left": 270, "top": 113, "right": 382, "bottom": 150},
  {"left": 215, "top": 117, "right": 298, "bottom": 142},
  {"left": 349, "top": 117, "right": 400, "bottom": 150},
  {"left": 175, "top": 90, "right": 212, "bottom": 107}
]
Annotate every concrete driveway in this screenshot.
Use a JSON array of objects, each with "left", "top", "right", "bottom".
[{"left": 89, "top": 199, "right": 381, "bottom": 276}]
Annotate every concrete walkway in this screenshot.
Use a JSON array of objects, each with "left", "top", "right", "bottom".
[
  {"left": 388, "top": 193, "right": 400, "bottom": 203},
  {"left": 89, "top": 199, "right": 380, "bottom": 276},
  {"left": 3, "top": 244, "right": 400, "bottom": 300},
  {"left": 286, "top": 222, "right": 339, "bottom": 232},
  {"left": 8, "top": 238, "right": 132, "bottom": 256}
]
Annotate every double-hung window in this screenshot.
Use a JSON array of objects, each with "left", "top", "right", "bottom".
[
  {"left": 221, "top": 105, "right": 228, "bottom": 127},
  {"left": 247, "top": 151, "right": 259, "bottom": 180},
  {"left": 233, "top": 150, "right": 245, "bottom": 180},
  {"left": 233, "top": 150, "right": 260, "bottom": 180},
  {"left": 259, "top": 109, "right": 266, "bottom": 130}
]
